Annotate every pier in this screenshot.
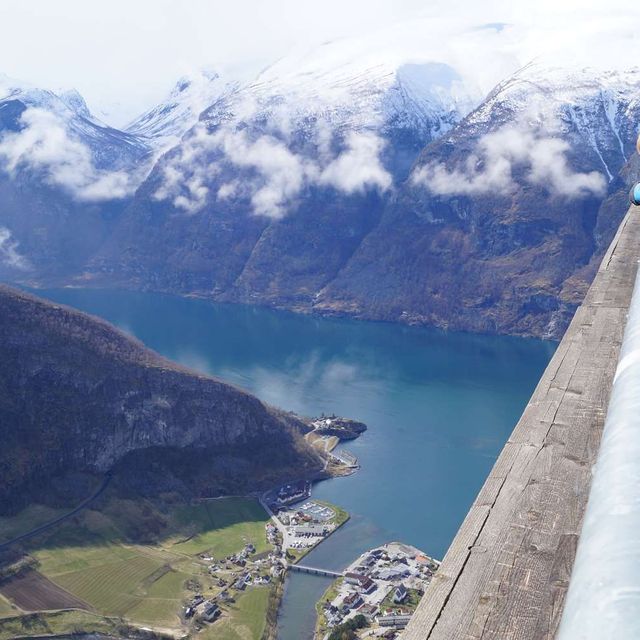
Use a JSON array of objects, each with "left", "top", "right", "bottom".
[
  {"left": 404, "top": 206, "right": 640, "bottom": 639},
  {"left": 288, "top": 564, "right": 344, "bottom": 578}
]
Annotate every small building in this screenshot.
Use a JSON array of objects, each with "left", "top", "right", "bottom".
[
  {"left": 290, "top": 523, "right": 328, "bottom": 537},
  {"left": 378, "top": 567, "right": 405, "bottom": 581},
  {"left": 201, "top": 602, "right": 221, "bottom": 623},
  {"left": 344, "top": 572, "right": 376, "bottom": 593},
  {"left": 393, "top": 584, "right": 408, "bottom": 604},
  {"left": 358, "top": 603, "right": 378, "bottom": 621},
  {"left": 342, "top": 592, "right": 364, "bottom": 610},
  {"left": 377, "top": 613, "right": 412, "bottom": 628},
  {"left": 233, "top": 575, "right": 249, "bottom": 590}
]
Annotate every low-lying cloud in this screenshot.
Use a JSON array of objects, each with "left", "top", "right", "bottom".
[
  {"left": 0, "top": 227, "right": 29, "bottom": 270},
  {"left": 154, "top": 121, "right": 393, "bottom": 218},
  {"left": 412, "top": 125, "right": 607, "bottom": 199},
  {"left": 319, "top": 131, "right": 392, "bottom": 194},
  {"left": 0, "top": 108, "right": 138, "bottom": 202}
]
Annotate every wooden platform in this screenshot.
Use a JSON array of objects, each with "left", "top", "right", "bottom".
[{"left": 403, "top": 208, "right": 640, "bottom": 640}]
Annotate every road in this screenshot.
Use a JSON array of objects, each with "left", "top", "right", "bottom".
[
  {"left": 0, "top": 473, "right": 112, "bottom": 552},
  {"left": 259, "top": 493, "right": 291, "bottom": 549}
]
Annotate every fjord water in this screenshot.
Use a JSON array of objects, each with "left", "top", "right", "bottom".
[{"left": 40, "top": 288, "right": 555, "bottom": 640}]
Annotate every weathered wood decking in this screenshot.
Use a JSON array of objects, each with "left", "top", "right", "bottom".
[{"left": 404, "top": 208, "right": 640, "bottom": 640}]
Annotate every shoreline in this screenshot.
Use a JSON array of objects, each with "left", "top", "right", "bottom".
[
  {"left": 312, "top": 543, "right": 440, "bottom": 640},
  {"left": 26, "top": 283, "right": 563, "bottom": 343},
  {"left": 263, "top": 500, "right": 351, "bottom": 640}
]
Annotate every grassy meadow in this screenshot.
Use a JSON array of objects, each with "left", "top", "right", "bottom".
[{"left": 0, "top": 495, "right": 273, "bottom": 635}]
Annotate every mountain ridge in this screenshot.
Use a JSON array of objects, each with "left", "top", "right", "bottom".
[
  {"left": 0, "top": 284, "right": 322, "bottom": 514},
  {"left": 1, "top": 60, "right": 639, "bottom": 339}
]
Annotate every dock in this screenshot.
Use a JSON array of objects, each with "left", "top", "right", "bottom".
[{"left": 403, "top": 207, "right": 640, "bottom": 639}]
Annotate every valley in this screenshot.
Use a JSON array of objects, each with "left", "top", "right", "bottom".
[
  {"left": 0, "top": 492, "right": 278, "bottom": 639},
  {"left": 0, "top": 288, "right": 553, "bottom": 640},
  {"left": 0, "top": 32, "right": 625, "bottom": 640}
]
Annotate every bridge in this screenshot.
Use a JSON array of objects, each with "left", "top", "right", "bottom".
[
  {"left": 404, "top": 206, "right": 640, "bottom": 640},
  {"left": 288, "top": 563, "right": 344, "bottom": 578}
]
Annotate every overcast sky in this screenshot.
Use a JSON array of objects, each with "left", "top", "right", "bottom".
[{"left": 1, "top": 0, "right": 639, "bottom": 126}]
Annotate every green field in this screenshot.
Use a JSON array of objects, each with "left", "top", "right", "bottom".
[
  {"left": 170, "top": 498, "right": 271, "bottom": 557},
  {"left": 0, "top": 610, "right": 123, "bottom": 640},
  {"left": 49, "top": 552, "right": 166, "bottom": 615},
  {"left": 202, "top": 587, "right": 270, "bottom": 640},
  {"left": 125, "top": 567, "right": 197, "bottom": 625},
  {"left": 0, "top": 505, "right": 66, "bottom": 545},
  {"left": 0, "top": 495, "right": 272, "bottom": 634}
]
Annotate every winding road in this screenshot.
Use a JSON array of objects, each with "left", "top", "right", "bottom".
[{"left": 0, "top": 473, "right": 112, "bottom": 552}]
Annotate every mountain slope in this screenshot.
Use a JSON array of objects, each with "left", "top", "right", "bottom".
[
  {"left": 126, "top": 68, "right": 234, "bottom": 147},
  {"left": 3, "top": 63, "right": 640, "bottom": 339},
  {"left": 80, "top": 64, "right": 640, "bottom": 338},
  {"left": 84, "top": 55, "right": 474, "bottom": 303},
  {"left": 312, "top": 65, "right": 640, "bottom": 336},
  {"left": 0, "top": 285, "right": 321, "bottom": 514},
  {"left": 0, "top": 75, "right": 151, "bottom": 282}
]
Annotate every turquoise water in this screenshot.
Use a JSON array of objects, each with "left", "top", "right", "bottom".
[{"left": 39, "top": 288, "right": 556, "bottom": 639}]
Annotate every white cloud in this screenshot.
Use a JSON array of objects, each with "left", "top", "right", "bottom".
[
  {"left": 412, "top": 124, "right": 607, "bottom": 199},
  {"left": 320, "top": 131, "right": 392, "bottom": 194},
  {"left": 217, "top": 181, "right": 238, "bottom": 200},
  {"left": 154, "top": 121, "right": 392, "bottom": 218},
  {"left": 0, "top": 108, "right": 140, "bottom": 202},
  {"left": 217, "top": 129, "right": 316, "bottom": 218},
  {"left": 0, "top": 227, "right": 29, "bottom": 270}
]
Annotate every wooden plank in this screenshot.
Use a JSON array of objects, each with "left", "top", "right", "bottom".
[{"left": 402, "top": 208, "right": 640, "bottom": 640}]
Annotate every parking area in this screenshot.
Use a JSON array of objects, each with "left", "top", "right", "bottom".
[{"left": 297, "top": 501, "right": 335, "bottom": 522}]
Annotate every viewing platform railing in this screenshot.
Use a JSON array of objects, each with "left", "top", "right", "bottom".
[{"left": 558, "top": 244, "right": 640, "bottom": 639}]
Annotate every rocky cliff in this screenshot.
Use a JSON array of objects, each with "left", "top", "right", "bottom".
[{"left": 0, "top": 285, "right": 322, "bottom": 513}]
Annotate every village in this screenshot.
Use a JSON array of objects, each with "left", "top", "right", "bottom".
[
  {"left": 315, "top": 542, "right": 440, "bottom": 639},
  {"left": 182, "top": 479, "right": 350, "bottom": 632},
  {"left": 262, "top": 480, "right": 350, "bottom": 557},
  {"left": 176, "top": 418, "right": 443, "bottom": 637},
  {"left": 181, "top": 539, "right": 283, "bottom": 630}
]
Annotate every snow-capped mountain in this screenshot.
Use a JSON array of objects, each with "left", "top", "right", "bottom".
[
  {"left": 125, "top": 44, "right": 480, "bottom": 227},
  {"left": 0, "top": 73, "right": 150, "bottom": 168},
  {"left": 125, "top": 39, "right": 479, "bottom": 163},
  {"left": 0, "top": 76, "right": 152, "bottom": 282},
  {"left": 460, "top": 63, "right": 640, "bottom": 181},
  {"left": 2, "top": 60, "right": 640, "bottom": 341},
  {"left": 242, "top": 46, "right": 476, "bottom": 136},
  {"left": 126, "top": 69, "right": 235, "bottom": 148},
  {"left": 197, "top": 46, "right": 478, "bottom": 153},
  {"left": 313, "top": 63, "right": 640, "bottom": 337}
]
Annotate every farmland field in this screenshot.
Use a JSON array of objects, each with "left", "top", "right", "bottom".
[
  {"left": 202, "top": 587, "right": 271, "bottom": 640},
  {"left": 170, "top": 498, "right": 271, "bottom": 557},
  {"left": 0, "top": 595, "right": 15, "bottom": 618},
  {"left": 123, "top": 567, "right": 195, "bottom": 626},
  {"left": 0, "top": 495, "right": 272, "bottom": 635},
  {"left": 0, "top": 570, "right": 89, "bottom": 611},
  {"left": 49, "top": 553, "right": 165, "bottom": 615}
]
